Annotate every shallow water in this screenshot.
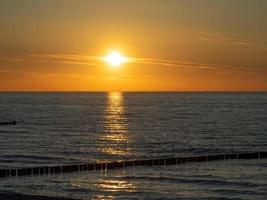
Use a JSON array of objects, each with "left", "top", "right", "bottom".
[{"left": 0, "top": 92, "right": 266, "bottom": 199}]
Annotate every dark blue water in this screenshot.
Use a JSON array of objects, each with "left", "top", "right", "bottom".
[{"left": 0, "top": 92, "right": 266, "bottom": 199}]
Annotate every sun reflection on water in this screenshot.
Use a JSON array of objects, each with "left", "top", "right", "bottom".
[
  {"left": 70, "top": 175, "right": 137, "bottom": 200},
  {"left": 96, "top": 179, "right": 137, "bottom": 192},
  {"left": 98, "top": 92, "right": 132, "bottom": 157}
]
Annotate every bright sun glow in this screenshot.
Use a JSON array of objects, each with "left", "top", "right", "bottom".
[{"left": 104, "top": 52, "right": 125, "bottom": 67}]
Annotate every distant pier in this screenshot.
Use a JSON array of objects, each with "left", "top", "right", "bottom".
[{"left": 0, "top": 151, "right": 266, "bottom": 178}]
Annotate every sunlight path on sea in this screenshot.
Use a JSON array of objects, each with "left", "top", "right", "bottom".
[
  {"left": 98, "top": 92, "right": 133, "bottom": 158},
  {"left": 93, "top": 92, "right": 136, "bottom": 199}
]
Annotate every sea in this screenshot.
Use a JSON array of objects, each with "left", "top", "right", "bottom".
[{"left": 0, "top": 92, "right": 266, "bottom": 199}]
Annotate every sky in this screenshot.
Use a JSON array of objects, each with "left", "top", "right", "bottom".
[{"left": 0, "top": 0, "right": 267, "bottom": 91}]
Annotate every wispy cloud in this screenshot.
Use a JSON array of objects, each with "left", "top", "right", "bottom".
[
  {"left": 0, "top": 57, "right": 22, "bottom": 62},
  {"left": 29, "top": 54, "right": 101, "bottom": 66},
  {"left": 28, "top": 54, "right": 233, "bottom": 72},
  {"left": 0, "top": 69, "right": 90, "bottom": 79},
  {"left": 0, "top": 53, "right": 266, "bottom": 76},
  {"left": 1, "top": 54, "right": 216, "bottom": 70},
  {"left": 129, "top": 57, "right": 217, "bottom": 70},
  {"left": 195, "top": 32, "right": 267, "bottom": 52}
]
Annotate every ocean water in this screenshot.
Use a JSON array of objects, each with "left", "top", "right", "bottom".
[{"left": 0, "top": 92, "right": 266, "bottom": 199}]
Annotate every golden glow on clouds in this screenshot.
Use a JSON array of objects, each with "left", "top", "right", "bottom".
[{"left": 0, "top": 52, "right": 266, "bottom": 91}]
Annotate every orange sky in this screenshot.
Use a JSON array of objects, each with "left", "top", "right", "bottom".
[{"left": 0, "top": 0, "right": 267, "bottom": 91}]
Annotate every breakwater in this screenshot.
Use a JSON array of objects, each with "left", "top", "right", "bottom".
[{"left": 1, "top": 152, "right": 266, "bottom": 178}]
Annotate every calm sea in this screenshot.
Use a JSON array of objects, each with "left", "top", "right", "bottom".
[{"left": 0, "top": 92, "right": 266, "bottom": 199}]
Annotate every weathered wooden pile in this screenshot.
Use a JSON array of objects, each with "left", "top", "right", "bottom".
[{"left": 0, "top": 121, "right": 16, "bottom": 126}]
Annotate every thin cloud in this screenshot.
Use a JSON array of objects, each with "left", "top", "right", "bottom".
[
  {"left": 129, "top": 57, "right": 218, "bottom": 70},
  {"left": 0, "top": 53, "right": 266, "bottom": 75},
  {"left": 197, "top": 32, "right": 248, "bottom": 44},
  {"left": 0, "top": 70, "right": 88, "bottom": 78},
  {"left": 0, "top": 57, "right": 22, "bottom": 62},
  {"left": 195, "top": 32, "right": 267, "bottom": 52},
  {"left": 29, "top": 54, "right": 102, "bottom": 66},
  {"left": 29, "top": 54, "right": 226, "bottom": 71}
]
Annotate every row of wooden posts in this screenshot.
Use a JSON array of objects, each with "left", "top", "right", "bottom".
[{"left": 0, "top": 152, "right": 266, "bottom": 178}]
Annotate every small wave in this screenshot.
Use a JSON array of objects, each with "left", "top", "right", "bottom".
[
  {"left": 213, "top": 189, "right": 265, "bottom": 196},
  {"left": 0, "top": 154, "right": 66, "bottom": 161},
  {"left": 122, "top": 176, "right": 265, "bottom": 188},
  {"left": 66, "top": 188, "right": 93, "bottom": 193}
]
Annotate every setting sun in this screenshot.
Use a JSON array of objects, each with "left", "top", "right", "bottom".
[
  {"left": 1, "top": 1, "right": 267, "bottom": 200},
  {"left": 104, "top": 52, "right": 125, "bottom": 67}
]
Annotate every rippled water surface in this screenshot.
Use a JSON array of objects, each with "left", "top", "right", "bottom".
[{"left": 0, "top": 92, "right": 266, "bottom": 199}]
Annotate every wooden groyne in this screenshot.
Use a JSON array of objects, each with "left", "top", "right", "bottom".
[
  {"left": 1, "top": 152, "right": 266, "bottom": 178},
  {"left": 0, "top": 121, "right": 16, "bottom": 126}
]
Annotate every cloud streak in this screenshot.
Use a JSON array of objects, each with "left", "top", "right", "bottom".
[
  {"left": 0, "top": 53, "right": 266, "bottom": 76},
  {"left": 0, "top": 69, "right": 90, "bottom": 79},
  {"left": 195, "top": 32, "right": 267, "bottom": 52},
  {"left": 28, "top": 54, "right": 245, "bottom": 73}
]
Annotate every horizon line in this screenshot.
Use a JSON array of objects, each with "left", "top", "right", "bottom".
[{"left": 0, "top": 90, "right": 266, "bottom": 93}]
